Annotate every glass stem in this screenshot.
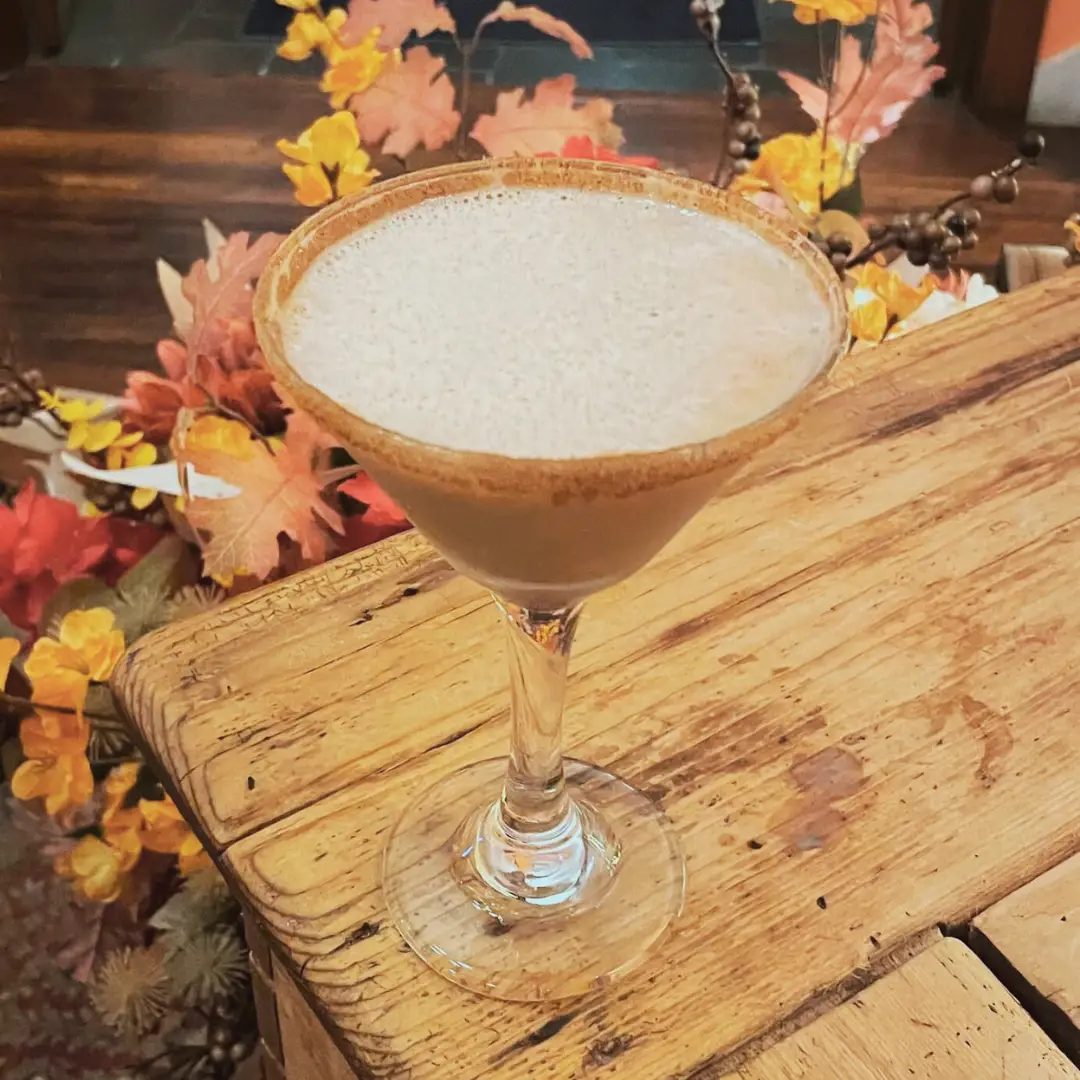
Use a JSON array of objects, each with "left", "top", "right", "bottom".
[
  {"left": 499, "top": 601, "right": 581, "bottom": 833},
  {"left": 469, "top": 600, "right": 594, "bottom": 906}
]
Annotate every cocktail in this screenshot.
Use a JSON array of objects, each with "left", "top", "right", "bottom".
[{"left": 254, "top": 158, "right": 848, "bottom": 1002}]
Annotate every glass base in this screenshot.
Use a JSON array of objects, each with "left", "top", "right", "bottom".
[{"left": 383, "top": 758, "right": 685, "bottom": 1002}]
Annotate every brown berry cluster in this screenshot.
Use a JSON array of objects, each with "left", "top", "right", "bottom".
[
  {"left": 1065, "top": 212, "right": 1080, "bottom": 268},
  {"left": 0, "top": 358, "right": 46, "bottom": 428},
  {"left": 813, "top": 232, "right": 856, "bottom": 272},
  {"left": 726, "top": 73, "right": 763, "bottom": 178},
  {"left": 871, "top": 207, "right": 980, "bottom": 272},
  {"left": 839, "top": 132, "right": 1046, "bottom": 276}
]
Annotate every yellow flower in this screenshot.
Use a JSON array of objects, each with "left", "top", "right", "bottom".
[
  {"left": 850, "top": 263, "right": 936, "bottom": 321},
  {"left": 103, "top": 762, "right": 145, "bottom": 847},
  {"left": 11, "top": 709, "right": 93, "bottom": 816},
  {"left": 25, "top": 608, "right": 126, "bottom": 719},
  {"left": 140, "top": 796, "right": 204, "bottom": 864},
  {"left": 105, "top": 430, "right": 158, "bottom": 510},
  {"left": 38, "top": 390, "right": 123, "bottom": 453},
  {"left": 0, "top": 637, "right": 19, "bottom": 689},
  {"left": 282, "top": 163, "right": 335, "bottom": 207},
  {"left": 277, "top": 7, "right": 347, "bottom": 61},
  {"left": 733, "top": 131, "right": 854, "bottom": 215},
  {"left": 848, "top": 287, "right": 890, "bottom": 343},
  {"left": 775, "top": 0, "right": 877, "bottom": 25},
  {"left": 320, "top": 30, "right": 392, "bottom": 108},
  {"left": 276, "top": 0, "right": 319, "bottom": 9},
  {"left": 278, "top": 111, "right": 380, "bottom": 208},
  {"left": 55, "top": 832, "right": 141, "bottom": 904}
]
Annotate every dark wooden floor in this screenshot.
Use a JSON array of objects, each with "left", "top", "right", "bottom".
[{"left": 0, "top": 65, "right": 1077, "bottom": 396}]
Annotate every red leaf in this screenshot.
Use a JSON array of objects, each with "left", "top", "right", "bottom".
[
  {"left": 98, "top": 518, "right": 169, "bottom": 587},
  {"left": 181, "top": 232, "right": 281, "bottom": 367},
  {"left": 343, "top": 0, "right": 456, "bottom": 50},
  {"left": 0, "top": 482, "right": 111, "bottom": 631},
  {"left": 471, "top": 75, "right": 622, "bottom": 157},
  {"left": 339, "top": 473, "right": 409, "bottom": 527},
  {"left": 477, "top": 2, "right": 592, "bottom": 60},
  {"left": 546, "top": 134, "right": 659, "bottom": 168},
  {"left": 351, "top": 45, "right": 461, "bottom": 157},
  {"left": 779, "top": 0, "right": 944, "bottom": 147}
]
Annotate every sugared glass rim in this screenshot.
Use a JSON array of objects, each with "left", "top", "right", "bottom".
[{"left": 255, "top": 157, "right": 849, "bottom": 501}]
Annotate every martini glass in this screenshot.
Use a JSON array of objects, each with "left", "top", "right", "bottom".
[{"left": 255, "top": 158, "right": 848, "bottom": 1002}]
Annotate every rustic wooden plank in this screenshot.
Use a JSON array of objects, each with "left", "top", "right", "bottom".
[
  {"left": 113, "top": 269, "right": 1080, "bottom": 1080},
  {"left": 275, "top": 966, "right": 362, "bottom": 1080},
  {"left": 722, "top": 939, "right": 1076, "bottom": 1079},
  {"left": 974, "top": 852, "right": 1080, "bottom": 1060}
]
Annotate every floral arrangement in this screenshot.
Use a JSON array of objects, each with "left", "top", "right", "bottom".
[{"left": 0, "top": 0, "right": 1066, "bottom": 1075}]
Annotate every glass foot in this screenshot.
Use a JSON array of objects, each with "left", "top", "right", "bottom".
[{"left": 383, "top": 758, "right": 685, "bottom": 1002}]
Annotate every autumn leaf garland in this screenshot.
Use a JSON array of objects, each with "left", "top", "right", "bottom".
[{"left": 272, "top": 0, "right": 634, "bottom": 205}]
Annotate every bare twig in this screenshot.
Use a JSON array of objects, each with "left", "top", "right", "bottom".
[
  {"left": 817, "top": 20, "right": 843, "bottom": 213},
  {"left": 0, "top": 691, "right": 117, "bottom": 725}
]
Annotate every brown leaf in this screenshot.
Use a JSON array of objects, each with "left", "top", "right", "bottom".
[
  {"left": 182, "top": 415, "right": 344, "bottom": 584},
  {"left": 477, "top": 2, "right": 593, "bottom": 60},
  {"left": 471, "top": 74, "right": 621, "bottom": 157},
  {"left": 351, "top": 45, "right": 461, "bottom": 157}
]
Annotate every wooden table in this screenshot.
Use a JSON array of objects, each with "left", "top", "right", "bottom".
[{"left": 114, "top": 270, "right": 1080, "bottom": 1080}]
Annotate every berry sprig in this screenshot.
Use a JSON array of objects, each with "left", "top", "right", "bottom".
[
  {"left": 0, "top": 347, "right": 47, "bottom": 429},
  {"left": 689, "top": 0, "right": 763, "bottom": 188},
  {"left": 837, "top": 133, "right": 1046, "bottom": 276}
]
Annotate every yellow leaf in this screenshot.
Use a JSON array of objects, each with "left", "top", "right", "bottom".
[
  {"left": 183, "top": 416, "right": 256, "bottom": 459},
  {"left": 132, "top": 487, "right": 158, "bottom": 511},
  {"left": 82, "top": 420, "right": 124, "bottom": 454}
]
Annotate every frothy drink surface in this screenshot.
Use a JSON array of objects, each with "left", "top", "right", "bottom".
[{"left": 283, "top": 188, "right": 832, "bottom": 459}]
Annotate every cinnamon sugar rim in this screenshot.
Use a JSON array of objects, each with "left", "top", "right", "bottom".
[{"left": 254, "top": 157, "right": 849, "bottom": 502}]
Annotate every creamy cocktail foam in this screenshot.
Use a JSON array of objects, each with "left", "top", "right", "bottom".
[{"left": 282, "top": 187, "right": 832, "bottom": 459}]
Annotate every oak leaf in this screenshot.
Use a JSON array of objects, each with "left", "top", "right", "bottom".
[
  {"left": 352, "top": 45, "right": 461, "bottom": 157},
  {"left": 779, "top": 0, "right": 944, "bottom": 148},
  {"left": 343, "top": 0, "right": 455, "bottom": 50},
  {"left": 180, "top": 416, "right": 343, "bottom": 585},
  {"left": 477, "top": 3, "right": 592, "bottom": 60},
  {"left": 471, "top": 75, "right": 622, "bottom": 157},
  {"left": 181, "top": 232, "right": 282, "bottom": 365}
]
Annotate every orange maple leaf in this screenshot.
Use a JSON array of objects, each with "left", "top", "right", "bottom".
[
  {"left": 476, "top": 3, "right": 592, "bottom": 60},
  {"left": 342, "top": 0, "right": 455, "bottom": 50},
  {"left": 181, "top": 415, "right": 343, "bottom": 585},
  {"left": 351, "top": 45, "right": 461, "bottom": 157},
  {"left": 181, "top": 232, "right": 281, "bottom": 365},
  {"left": 470, "top": 75, "right": 622, "bottom": 158}
]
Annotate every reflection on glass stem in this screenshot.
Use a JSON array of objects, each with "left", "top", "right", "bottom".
[{"left": 459, "top": 601, "right": 621, "bottom": 910}]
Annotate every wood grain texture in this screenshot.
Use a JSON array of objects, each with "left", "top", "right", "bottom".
[
  {"left": 114, "top": 271, "right": 1080, "bottom": 1080},
  {"left": 1, "top": 65, "right": 1079, "bottom": 394},
  {"left": 974, "top": 852, "right": 1080, "bottom": 1059},
  {"left": 724, "top": 939, "right": 1076, "bottom": 1079}
]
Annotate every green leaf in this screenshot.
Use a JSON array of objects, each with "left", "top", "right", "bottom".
[
  {"left": 113, "top": 536, "right": 200, "bottom": 641},
  {"left": 37, "top": 577, "right": 121, "bottom": 637},
  {"left": 116, "top": 535, "right": 199, "bottom": 607}
]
